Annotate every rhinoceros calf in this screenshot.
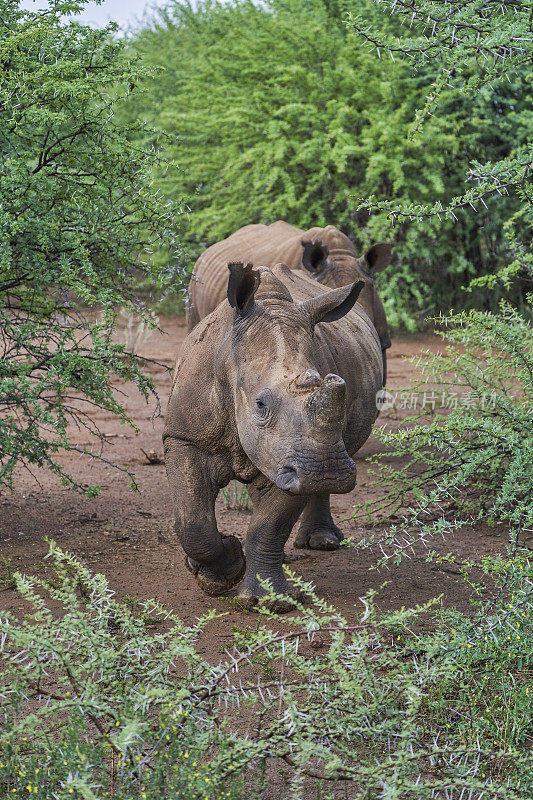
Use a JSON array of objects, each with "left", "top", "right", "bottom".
[
  {"left": 164, "top": 261, "right": 382, "bottom": 609},
  {"left": 187, "top": 221, "right": 392, "bottom": 380}
]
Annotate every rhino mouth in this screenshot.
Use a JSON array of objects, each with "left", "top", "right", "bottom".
[
  {"left": 276, "top": 464, "right": 301, "bottom": 493},
  {"left": 275, "top": 449, "right": 357, "bottom": 496}
]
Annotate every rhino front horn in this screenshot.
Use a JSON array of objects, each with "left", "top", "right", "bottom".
[{"left": 308, "top": 373, "right": 347, "bottom": 426}]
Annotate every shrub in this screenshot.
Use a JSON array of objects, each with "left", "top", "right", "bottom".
[
  {"left": 220, "top": 481, "right": 252, "bottom": 512},
  {"left": 351, "top": 0, "right": 532, "bottom": 313},
  {"left": 0, "top": 543, "right": 531, "bottom": 799},
  {"left": 356, "top": 300, "right": 533, "bottom": 558},
  {"left": 0, "top": 0, "right": 183, "bottom": 493},
  {"left": 124, "top": 0, "right": 531, "bottom": 325}
]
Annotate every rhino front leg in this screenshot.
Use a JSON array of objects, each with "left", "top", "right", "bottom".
[
  {"left": 164, "top": 438, "right": 245, "bottom": 597},
  {"left": 239, "top": 480, "right": 307, "bottom": 611},
  {"left": 294, "top": 494, "right": 343, "bottom": 551}
]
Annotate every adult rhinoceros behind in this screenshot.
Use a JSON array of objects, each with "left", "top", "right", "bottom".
[
  {"left": 164, "top": 261, "right": 382, "bottom": 609},
  {"left": 187, "top": 221, "right": 392, "bottom": 380}
]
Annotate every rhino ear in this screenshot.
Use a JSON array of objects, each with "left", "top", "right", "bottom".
[
  {"left": 227, "top": 262, "right": 260, "bottom": 317},
  {"left": 300, "top": 280, "right": 365, "bottom": 326},
  {"left": 301, "top": 240, "right": 329, "bottom": 274},
  {"left": 361, "top": 242, "right": 392, "bottom": 275}
]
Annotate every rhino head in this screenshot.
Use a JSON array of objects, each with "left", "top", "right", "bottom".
[
  {"left": 300, "top": 226, "right": 392, "bottom": 376},
  {"left": 227, "top": 262, "right": 364, "bottom": 495}
]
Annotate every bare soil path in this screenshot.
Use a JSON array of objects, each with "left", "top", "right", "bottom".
[{"left": 0, "top": 317, "right": 507, "bottom": 654}]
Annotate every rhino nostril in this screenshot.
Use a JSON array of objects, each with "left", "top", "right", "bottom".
[{"left": 276, "top": 465, "right": 300, "bottom": 493}]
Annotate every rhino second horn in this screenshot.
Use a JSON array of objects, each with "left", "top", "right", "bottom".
[
  {"left": 322, "top": 374, "right": 346, "bottom": 411},
  {"left": 297, "top": 369, "right": 322, "bottom": 388}
]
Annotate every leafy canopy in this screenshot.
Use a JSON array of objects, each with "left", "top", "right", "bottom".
[
  {"left": 351, "top": 0, "right": 532, "bottom": 289},
  {"left": 126, "top": 0, "right": 530, "bottom": 326},
  {"left": 0, "top": 0, "right": 182, "bottom": 492}
]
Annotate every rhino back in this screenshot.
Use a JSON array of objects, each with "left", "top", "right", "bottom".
[{"left": 189, "top": 221, "right": 307, "bottom": 320}]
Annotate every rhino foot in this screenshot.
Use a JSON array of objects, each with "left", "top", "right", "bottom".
[
  {"left": 294, "top": 523, "right": 343, "bottom": 551},
  {"left": 185, "top": 534, "right": 245, "bottom": 597}
]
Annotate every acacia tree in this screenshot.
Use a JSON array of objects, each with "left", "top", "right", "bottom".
[
  {"left": 0, "top": 0, "right": 182, "bottom": 493},
  {"left": 350, "top": 0, "right": 532, "bottom": 285}
]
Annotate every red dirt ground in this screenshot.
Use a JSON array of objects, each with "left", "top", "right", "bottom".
[{"left": 0, "top": 316, "right": 508, "bottom": 653}]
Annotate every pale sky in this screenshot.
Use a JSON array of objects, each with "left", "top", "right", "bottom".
[{"left": 20, "top": 0, "right": 161, "bottom": 30}]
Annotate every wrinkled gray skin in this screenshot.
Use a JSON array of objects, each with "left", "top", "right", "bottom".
[
  {"left": 164, "top": 262, "right": 382, "bottom": 610},
  {"left": 187, "top": 221, "right": 392, "bottom": 381}
]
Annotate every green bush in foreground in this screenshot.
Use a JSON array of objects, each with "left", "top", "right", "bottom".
[
  {"left": 357, "top": 299, "right": 533, "bottom": 564},
  {"left": 0, "top": 543, "right": 531, "bottom": 799},
  {"left": 0, "top": 0, "right": 182, "bottom": 493}
]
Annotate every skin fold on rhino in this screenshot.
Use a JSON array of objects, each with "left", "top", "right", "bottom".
[
  {"left": 186, "top": 221, "right": 392, "bottom": 382},
  {"left": 164, "top": 262, "right": 383, "bottom": 610}
]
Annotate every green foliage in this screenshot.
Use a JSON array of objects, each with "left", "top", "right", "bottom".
[
  {"left": 0, "top": 0, "right": 183, "bottom": 492},
  {"left": 351, "top": 0, "right": 532, "bottom": 296},
  {"left": 346, "top": 7, "right": 533, "bottom": 793},
  {"left": 0, "top": 543, "right": 531, "bottom": 798},
  {"left": 0, "top": 556, "right": 15, "bottom": 590},
  {"left": 220, "top": 481, "right": 252, "bottom": 512},
  {"left": 125, "top": 0, "right": 531, "bottom": 325},
  {"left": 355, "top": 300, "right": 533, "bottom": 563},
  {"left": 350, "top": 0, "right": 532, "bottom": 122}
]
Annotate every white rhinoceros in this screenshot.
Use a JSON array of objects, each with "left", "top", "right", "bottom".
[{"left": 164, "top": 262, "right": 382, "bottom": 609}]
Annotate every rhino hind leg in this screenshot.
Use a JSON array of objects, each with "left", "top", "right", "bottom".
[
  {"left": 238, "top": 480, "right": 307, "bottom": 612},
  {"left": 294, "top": 494, "right": 343, "bottom": 551},
  {"left": 164, "top": 438, "right": 245, "bottom": 596}
]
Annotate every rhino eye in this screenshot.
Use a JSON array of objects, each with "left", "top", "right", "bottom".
[{"left": 254, "top": 389, "right": 274, "bottom": 417}]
